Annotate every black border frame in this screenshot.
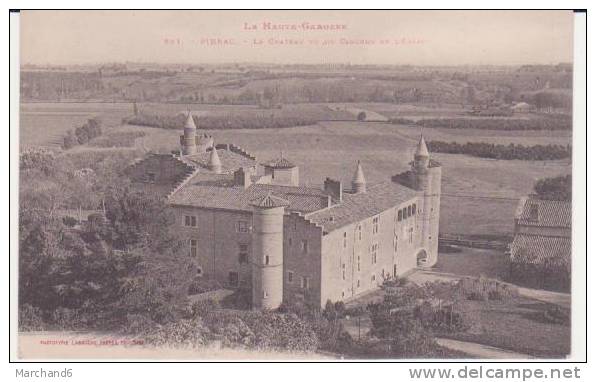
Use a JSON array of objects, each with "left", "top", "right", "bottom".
[{"left": 8, "top": 8, "right": 588, "bottom": 365}]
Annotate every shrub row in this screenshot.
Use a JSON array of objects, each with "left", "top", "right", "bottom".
[
  {"left": 123, "top": 112, "right": 318, "bottom": 130},
  {"left": 390, "top": 116, "right": 571, "bottom": 130},
  {"left": 427, "top": 140, "right": 571, "bottom": 161}
]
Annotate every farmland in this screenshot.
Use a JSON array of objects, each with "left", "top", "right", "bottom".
[{"left": 19, "top": 64, "right": 573, "bottom": 237}]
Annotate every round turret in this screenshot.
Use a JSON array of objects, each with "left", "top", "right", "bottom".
[
  {"left": 181, "top": 112, "right": 197, "bottom": 155},
  {"left": 352, "top": 160, "right": 367, "bottom": 194},
  {"left": 250, "top": 192, "right": 289, "bottom": 310},
  {"left": 413, "top": 135, "right": 430, "bottom": 173},
  {"left": 208, "top": 146, "right": 223, "bottom": 174}
]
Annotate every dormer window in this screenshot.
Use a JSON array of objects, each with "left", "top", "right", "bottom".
[{"left": 528, "top": 204, "right": 539, "bottom": 222}]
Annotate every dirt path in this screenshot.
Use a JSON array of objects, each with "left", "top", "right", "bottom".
[{"left": 436, "top": 338, "right": 533, "bottom": 359}]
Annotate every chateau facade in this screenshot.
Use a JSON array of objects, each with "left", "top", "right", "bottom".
[{"left": 127, "top": 113, "right": 442, "bottom": 308}]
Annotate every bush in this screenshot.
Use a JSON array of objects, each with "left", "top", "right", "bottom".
[
  {"left": 124, "top": 111, "right": 318, "bottom": 130},
  {"left": 19, "top": 304, "right": 45, "bottom": 331},
  {"left": 49, "top": 308, "right": 87, "bottom": 330},
  {"left": 190, "top": 299, "right": 220, "bottom": 318},
  {"left": 456, "top": 277, "right": 518, "bottom": 302},
  {"left": 390, "top": 116, "right": 571, "bottom": 131},
  {"left": 427, "top": 140, "right": 571, "bottom": 161},
  {"left": 62, "top": 216, "right": 78, "bottom": 227},
  {"left": 122, "top": 313, "right": 159, "bottom": 335},
  {"left": 534, "top": 174, "right": 572, "bottom": 201},
  {"left": 391, "top": 320, "right": 437, "bottom": 358},
  {"left": 188, "top": 277, "right": 221, "bottom": 295},
  {"left": 414, "top": 302, "right": 468, "bottom": 333},
  {"left": 144, "top": 318, "right": 213, "bottom": 349}
]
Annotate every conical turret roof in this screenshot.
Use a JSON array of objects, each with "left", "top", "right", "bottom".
[
  {"left": 249, "top": 191, "right": 289, "bottom": 208},
  {"left": 352, "top": 160, "right": 366, "bottom": 184},
  {"left": 415, "top": 135, "right": 429, "bottom": 157},
  {"left": 208, "top": 147, "right": 222, "bottom": 171},
  {"left": 184, "top": 112, "right": 197, "bottom": 130}
]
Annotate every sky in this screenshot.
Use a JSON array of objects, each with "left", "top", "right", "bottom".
[{"left": 19, "top": 10, "right": 574, "bottom": 66}]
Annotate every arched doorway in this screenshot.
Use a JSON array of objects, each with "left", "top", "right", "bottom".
[{"left": 416, "top": 249, "right": 429, "bottom": 267}]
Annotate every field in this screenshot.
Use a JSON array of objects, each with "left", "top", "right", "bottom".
[
  {"left": 19, "top": 101, "right": 572, "bottom": 236},
  {"left": 117, "top": 119, "right": 570, "bottom": 235}
]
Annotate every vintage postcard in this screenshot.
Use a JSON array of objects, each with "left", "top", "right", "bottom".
[{"left": 11, "top": 9, "right": 585, "bottom": 362}]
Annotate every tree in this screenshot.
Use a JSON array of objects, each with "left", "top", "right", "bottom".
[{"left": 534, "top": 174, "right": 572, "bottom": 201}]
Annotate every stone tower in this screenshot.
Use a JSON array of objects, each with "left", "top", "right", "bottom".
[
  {"left": 411, "top": 135, "right": 442, "bottom": 267},
  {"left": 250, "top": 192, "right": 289, "bottom": 310},
  {"left": 180, "top": 112, "right": 197, "bottom": 155},
  {"left": 352, "top": 160, "right": 367, "bottom": 194}
]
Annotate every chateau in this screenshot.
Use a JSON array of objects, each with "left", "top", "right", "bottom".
[{"left": 127, "top": 113, "right": 442, "bottom": 309}]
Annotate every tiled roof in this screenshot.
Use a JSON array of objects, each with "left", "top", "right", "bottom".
[
  {"left": 180, "top": 149, "right": 256, "bottom": 173},
  {"left": 184, "top": 112, "right": 196, "bottom": 130},
  {"left": 262, "top": 156, "right": 296, "bottom": 169},
  {"left": 169, "top": 182, "right": 330, "bottom": 213},
  {"left": 352, "top": 161, "right": 366, "bottom": 184},
  {"left": 305, "top": 181, "right": 418, "bottom": 233},
  {"left": 510, "top": 234, "right": 571, "bottom": 267},
  {"left": 515, "top": 196, "right": 571, "bottom": 228},
  {"left": 250, "top": 192, "right": 290, "bottom": 208},
  {"left": 415, "top": 135, "right": 429, "bottom": 157}
]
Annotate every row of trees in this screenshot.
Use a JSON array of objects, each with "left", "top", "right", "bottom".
[
  {"left": 62, "top": 117, "right": 103, "bottom": 149},
  {"left": 533, "top": 174, "right": 572, "bottom": 201},
  {"left": 427, "top": 141, "right": 571, "bottom": 161},
  {"left": 123, "top": 112, "right": 318, "bottom": 130},
  {"left": 391, "top": 116, "right": 572, "bottom": 130}
]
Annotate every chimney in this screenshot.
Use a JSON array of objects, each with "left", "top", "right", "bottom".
[
  {"left": 234, "top": 167, "right": 252, "bottom": 188},
  {"left": 323, "top": 177, "right": 343, "bottom": 202}
]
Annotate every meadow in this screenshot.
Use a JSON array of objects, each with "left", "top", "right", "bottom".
[{"left": 19, "top": 102, "right": 572, "bottom": 236}]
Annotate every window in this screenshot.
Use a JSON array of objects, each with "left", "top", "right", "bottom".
[
  {"left": 301, "top": 276, "right": 309, "bottom": 290},
  {"left": 393, "top": 234, "right": 398, "bottom": 252},
  {"left": 146, "top": 172, "right": 156, "bottom": 183},
  {"left": 238, "top": 244, "right": 248, "bottom": 264},
  {"left": 184, "top": 215, "right": 197, "bottom": 227},
  {"left": 371, "top": 243, "right": 378, "bottom": 264},
  {"left": 357, "top": 256, "right": 361, "bottom": 272},
  {"left": 342, "top": 291, "right": 345, "bottom": 298},
  {"left": 371, "top": 274, "right": 376, "bottom": 283},
  {"left": 402, "top": 208, "right": 407, "bottom": 220},
  {"left": 189, "top": 239, "right": 198, "bottom": 257},
  {"left": 343, "top": 232, "right": 347, "bottom": 248},
  {"left": 407, "top": 205, "right": 412, "bottom": 217},
  {"left": 358, "top": 225, "right": 362, "bottom": 240},
  {"left": 528, "top": 204, "right": 539, "bottom": 222},
  {"left": 301, "top": 240, "right": 308, "bottom": 254},
  {"left": 288, "top": 237, "right": 292, "bottom": 246},
  {"left": 288, "top": 271, "right": 294, "bottom": 283},
  {"left": 357, "top": 279, "right": 360, "bottom": 288},
  {"left": 372, "top": 215, "right": 380, "bottom": 234},
  {"left": 228, "top": 272, "right": 239, "bottom": 287},
  {"left": 412, "top": 204, "right": 417, "bottom": 215},
  {"left": 264, "top": 255, "right": 270, "bottom": 265},
  {"left": 237, "top": 220, "right": 249, "bottom": 233},
  {"left": 398, "top": 210, "right": 403, "bottom": 222},
  {"left": 263, "top": 290, "right": 268, "bottom": 299},
  {"left": 408, "top": 227, "right": 414, "bottom": 244},
  {"left": 342, "top": 263, "right": 346, "bottom": 280},
  {"left": 196, "top": 266, "right": 203, "bottom": 277}
]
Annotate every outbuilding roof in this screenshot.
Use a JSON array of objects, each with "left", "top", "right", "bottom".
[{"left": 515, "top": 196, "right": 571, "bottom": 229}]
